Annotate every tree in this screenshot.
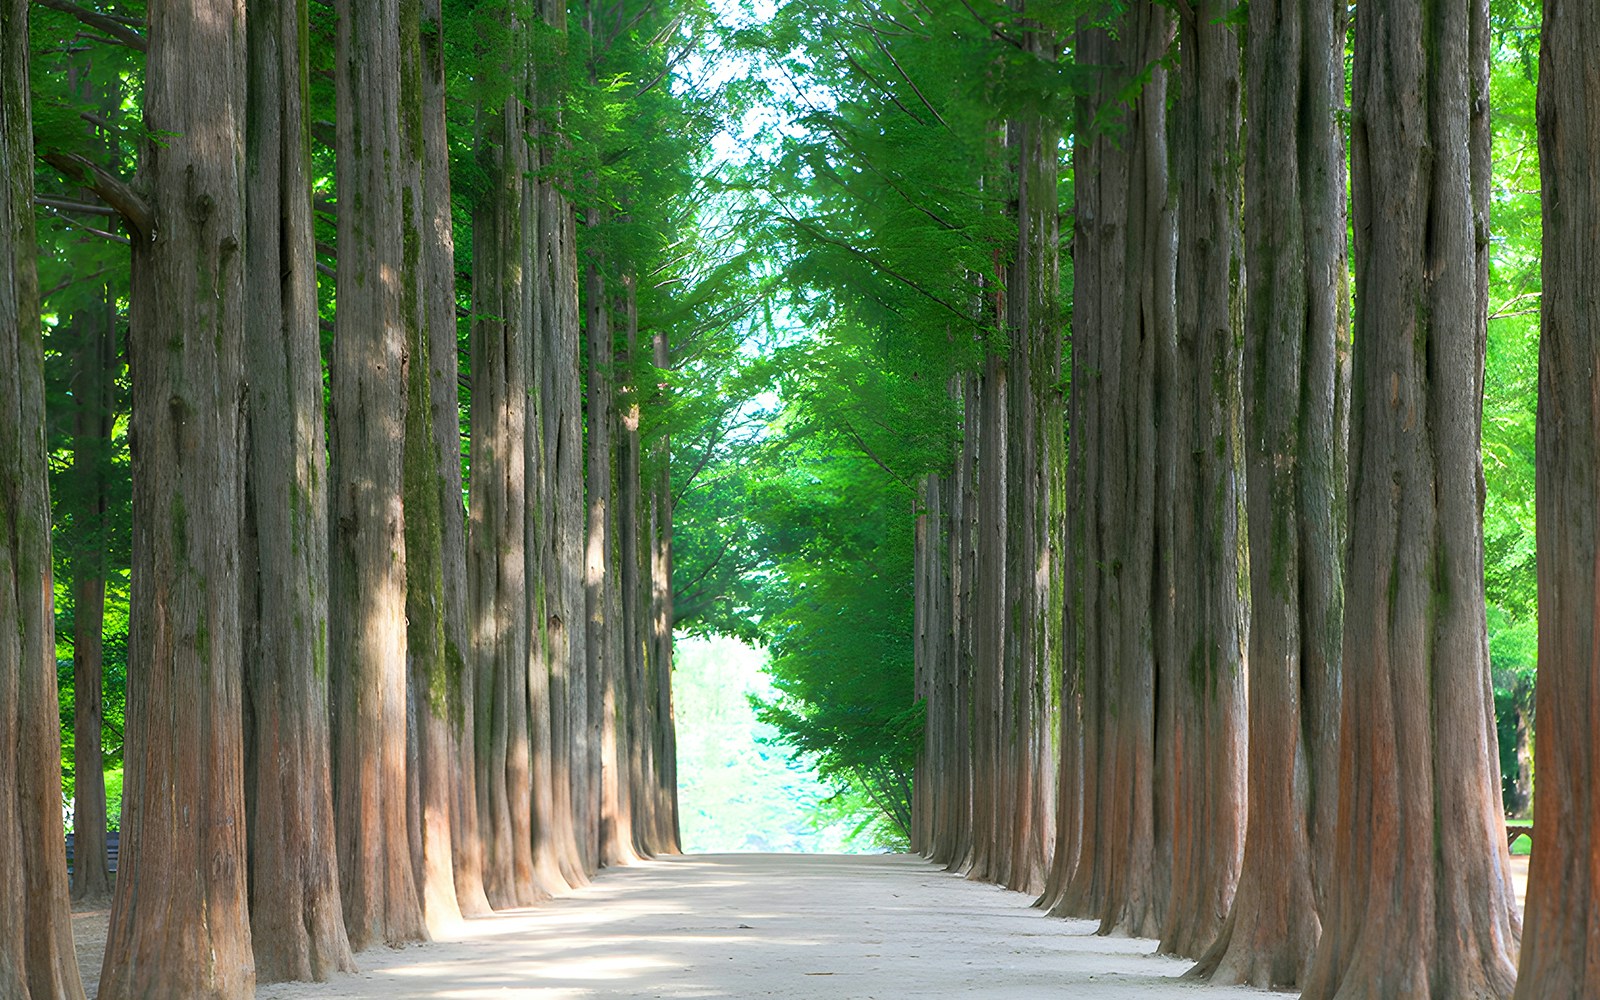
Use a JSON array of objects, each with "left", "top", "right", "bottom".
[
  {"left": 0, "top": 0, "right": 86, "bottom": 991},
  {"left": 1191, "top": 0, "right": 1348, "bottom": 986},
  {"left": 240, "top": 0, "right": 356, "bottom": 981},
  {"left": 1051, "top": 1, "right": 1176, "bottom": 940},
  {"left": 1301, "top": 0, "right": 1521, "bottom": 992},
  {"left": 1158, "top": 0, "right": 1247, "bottom": 960},
  {"left": 96, "top": 0, "right": 255, "bottom": 994},
  {"left": 330, "top": 0, "right": 426, "bottom": 951},
  {"left": 1513, "top": 2, "right": 1600, "bottom": 993}
]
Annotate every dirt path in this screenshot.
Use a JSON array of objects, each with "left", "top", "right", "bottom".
[{"left": 256, "top": 853, "right": 1271, "bottom": 999}]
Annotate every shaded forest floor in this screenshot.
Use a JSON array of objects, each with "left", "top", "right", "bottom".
[{"left": 68, "top": 853, "right": 1531, "bottom": 998}]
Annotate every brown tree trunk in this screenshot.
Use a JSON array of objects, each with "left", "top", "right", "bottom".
[
  {"left": 618, "top": 276, "right": 655, "bottom": 857},
  {"left": 240, "top": 0, "right": 356, "bottom": 980},
  {"left": 647, "top": 322, "right": 682, "bottom": 855},
  {"left": 398, "top": 0, "right": 464, "bottom": 934},
  {"left": 419, "top": 0, "right": 491, "bottom": 921},
  {"left": 0, "top": 1, "right": 87, "bottom": 990},
  {"left": 1192, "top": 0, "right": 1348, "bottom": 985},
  {"left": 68, "top": 298, "right": 115, "bottom": 905},
  {"left": 1512, "top": 3, "right": 1600, "bottom": 994},
  {"left": 1057, "top": 3, "right": 1175, "bottom": 940},
  {"left": 1158, "top": 0, "right": 1248, "bottom": 959},
  {"left": 966, "top": 350, "right": 1006, "bottom": 885},
  {"left": 585, "top": 250, "right": 633, "bottom": 869},
  {"left": 468, "top": 79, "right": 534, "bottom": 910},
  {"left": 534, "top": 0, "right": 594, "bottom": 881},
  {"left": 330, "top": 0, "right": 426, "bottom": 951},
  {"left": 1301, "top": 0, "right": 1519, "bottom": 994},
  {"left": 98, "top": 2, "right": 255, "bottom": 995}
]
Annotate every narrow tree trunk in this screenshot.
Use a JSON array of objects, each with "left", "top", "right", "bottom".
[
  {"left": 1159, "top": 0, "right": 1248, "bottom": 959},
  {"left": 241, "top": 0, "right": 356, "bottom": 980},
  {"left": 1192, "top": 0, "right": 1348, "bottom": 985},
  {"left": 69, "top": 299, "right": 115, "bottom": 905},
  {"left": 98, "top": 2, "right": 255, "bottom": 995},
  {"left": 967, "top": 351, "right": 1006, "bottom": 884},
  {"left": 647, "top": 322, "right": 682, "bottom": 854},
  {"left": 0, "top": 0, "right": 87, "bottom": 990},
  {"left": 1510, "top": 2, "right": 1600, "bottom": 994},
  {"left": 330, "top": 0, "right": 426, "bottom": 950},
  {"left": 618, "top": 276, "right": 654, "bottom": 857},
  {"left": 1302, "top": 0, "right": 1519, "bottom": 993}
]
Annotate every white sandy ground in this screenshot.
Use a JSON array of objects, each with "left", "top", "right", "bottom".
[{"left": 70, "top": 853, "right": 1531, "bottom": 999}]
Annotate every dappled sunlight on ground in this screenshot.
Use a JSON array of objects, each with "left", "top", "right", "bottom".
[{"left": 253, "top": 854, "right": 1278, "bottom": 999}]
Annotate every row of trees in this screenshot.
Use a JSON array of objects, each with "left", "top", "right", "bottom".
[
  {"left": 694, "top": 0, "right": 1589, "bottom": 996},
  {"left": 901, "top": 0, "right": 1600, "bottom": 996},
  {"left": 1, "top": 0, "right": 720, "bottom": 995}
]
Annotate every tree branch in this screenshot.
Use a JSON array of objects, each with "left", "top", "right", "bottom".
[
  {"left": 40, "top": 151, "right": 151, "bottom": 238},
  {"left": 33, "top": 0, "right": 148, "bottom": 50}
]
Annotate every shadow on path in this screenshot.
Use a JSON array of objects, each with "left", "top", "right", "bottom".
[{"left": 257, "top": 853, "right": 1276, "bottom": 999}]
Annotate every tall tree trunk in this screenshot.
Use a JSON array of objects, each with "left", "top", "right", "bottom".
[
  {"left": 534, "top": 0, "right": 594, "bottom": 882},
  {"left": 585, "top": 250, "right": 632, "bottom": 868},
  {"left": 1192, "top": 0, "right": 1348, "bottom": 985},
  {"left": 618, "top": 275, "right": 654, "bottom": 857},
  {"left": 1000, "top": 25, "right": 1065, "bottom": 894},
  {"left": 398, "top": 0, "right": 463, "bottom": 935},
  {"left": 98, "top": 2, "right": 254, "bottom": 996},
  {"left": 1057, "top": 2, "right": 1175, "bottom": 940},
  {"left": 1159, "top": 0, "right": 1247, "bottom": 959},
  {"left": 1511, "top": 2, "right": 1600, "bottom": 994},
  {"left": 330, "top": 0, "right": 426, "bottom": 951},
  {"left": 647, "top": 322, "right": 682, "bottom": 854},
  {"left": 967, "top": 350, "right": 1006, "bottom": 884},
  {"left": 69, "top": 297, "right": 115, "bottom": 905},
  {"left": 1301, "top": 0, "right": 1519, "bottom": 993},
  {"left": 421, "top": 0, "right": 491, "bottom": 921},
  {"left": 469, "top": 83, "right": 524, "bottom": 910},
  {"left": 241, "top": 0, "right": 356, "bottom": 981},
  {"left": 0, "top": 0, "right": 87, "bottom": 991}
]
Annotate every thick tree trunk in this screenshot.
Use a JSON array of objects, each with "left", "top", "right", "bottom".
[
  {"left": 966, "top": 350, "right": 1006, "bottom": 885},
  {"left": 1301, "top": 0, "right": 1519, "bottom": 994},
  {"left": 1512, "top": 3, "right": 1600, "bottom": 994},
  {"left": 1158, "top": 0, "right": 1247, "bottom": 960},
  {"left": 1058, "top": 3, "right": 1175, "bottom": 942},
  {"left": 330, "top": 0, "right": 426, "bottom": 951},
  {"left": 240, "top": 0, "right": 356, "bottom": 981},
  {"left": 98, "top": 2, "right": 255, "bottom": 996},
  {"left": 618, "top": 277, "right": 655, "bottom": 857},
  {"left": 469, "top": 84, "right": 533, "bottom": 910},
  {"left": 534, "top": 0, "right": 594, "bottom": 881},
  {"left": 0, "top": 1, "right": 87, "bottom": 991},
  {"left": 1192, "top": 0, "right": 1348, "bottom": 986},
  {"left": 1001, "top": 44, "right": 1064, "bottom": 895},
  {"left": 418, "top": 0, "right": 491, "bottom": 921},
  {"left": 398, "top": 0, "right": 463, "bottom": 934},
  {"left": 68, "top": 300, "right": 115, "bottom": 905}
]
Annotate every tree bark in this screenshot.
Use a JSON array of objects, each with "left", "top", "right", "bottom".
[
  {"left": 97, "top": 1, "right": 255, "bottom": 995},
  {"left": 1159, "top": 0, "right": 1247, "bottom": 959},
  {"left": 1191, "top": 0, "right": 1348, "bottom": 985},
  {"left": 330, "top": 0, "right": 426, "bottom": 951},
  {"left": 1057, "top": 3, "right": 1175, "bottom": 941},
  {"left": 240, "top": 0, "right": 356, "bottom": 980},
  {"left": 0, "top": 0, "right": 88, "bottom": 990},
  {"left": 68, "top": 297, "right": 115, "bottom": 905},
  {"left": 534, "top": 0, "right": 594, "bottom": 882},
  {"left": 1512, "top": 2, "right": 1600, "bottom": 994},
  {"left": 647, "top": 320, "right": 682, "bottom": 854},
  {"left": 1301, "top": 0, "right": 1519, "bottom": 993}
]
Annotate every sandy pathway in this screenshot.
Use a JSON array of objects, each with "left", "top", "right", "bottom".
[{"left": 257, "top": 854, "right": 1276, "bottom": 1000}]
